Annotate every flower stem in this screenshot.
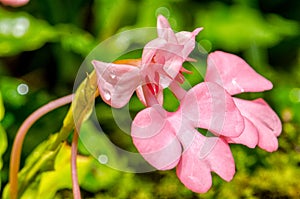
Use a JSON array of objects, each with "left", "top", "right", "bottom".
[
  {"left": 9, "top": 94, "right": 73, "bottom": 199},
  {"left": 169, "top": 81, "right": 187, "bottom": 100},
  {"left": 71, "top": 128, "right": 81, "bottom": 199}
]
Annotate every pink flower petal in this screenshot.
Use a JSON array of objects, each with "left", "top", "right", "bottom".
[
  {"left": 142, "top": 40, "right": 184, "bottom": 79},
  {"left": 176, "top": 130, "right": 235, "bottom": 193},
  {"left": 205, "top": 51, "right": 273, "bottom": 95},
  {"left": 141, "top": 38, "right": 167, "bottom": 67},
  {"left": 161, "top": 56, "right": 184, "bottom": 83},
  {"left": 92, "top": 60, "right": 142, "bottom": 108},
  {"left": 175, "top": 28, "right": 203, "bottom": 58},
  {"left": 132, "top": 105, "right": 182, "bottom": 170},
  {"left": 157, "top": 15, "right": 177, "bottom": 43},
  {"left": 233, "top": 98, "right": 282, "bottom": 152},
  {"left": 142, "top": 16, "right": 202, "bottom": 89},
  {"left": 225, "top": 118, "right": 259, "bottom": 148},
  {"left": 181, "top": 82, "right": 244, "bottom": 137}
]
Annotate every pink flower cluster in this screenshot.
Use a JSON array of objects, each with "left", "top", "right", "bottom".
[{"left": 92, "top": 15, "right": 282, "bottom": 193}]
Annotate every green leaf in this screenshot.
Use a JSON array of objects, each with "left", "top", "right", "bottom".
[
  {"left": 17, "top": 136, "right": 62, "bottom": 197},
  {"left": 0, "top": 7, "right": 58, "bottom": 57},
  {"left": 93, "top": 0, "right": 129, "bottom": 39},
  {"left": 0, "top": 92, "right": 7, "bottom": 173},
  {"left": 36, "top": 144, "right": 91, "bottom": 199},
  {"left": 0, "top": 124, "right": 7, "bottom": 170},
  {"left": 49, "top": 71, "right": 97, "bottom": 151},
  {"left": 0, "top": 92, "right": 7, "bottom": 192},
  {"left": 0, "top": 92, "right": 4, "bottom": 121},
  {"left": 57, "top": 24, "right": 97, "bottom": 57}
]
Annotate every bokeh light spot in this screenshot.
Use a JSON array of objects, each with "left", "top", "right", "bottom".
[
  {"left": 17, "top": 83, "right": 29, "bottom": 95},
  {"left": 98, "top": 154, "right": 108, "bottom": 164},
  {"left": 155, "top": 7, "right": 170, "bottom": 18},
  {"left": 289, "top": 88, "right": 300, "bottom": 103}
]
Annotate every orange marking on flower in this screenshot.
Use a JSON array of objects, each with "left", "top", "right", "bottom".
[{"left": 113, "top": 59, "right": 141, "bottom": 66}]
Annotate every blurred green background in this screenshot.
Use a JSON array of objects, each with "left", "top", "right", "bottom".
[{"left": 0, "top": 0, "right": 299, "bottom": 198}]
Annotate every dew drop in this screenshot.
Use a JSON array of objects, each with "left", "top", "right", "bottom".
[
  {"left": 232, "top": 79, "right": 244, "bottom": 92},
  {"left": 110, "top": 73, "right": 116, "bottom": 79},
  {"left": 103, "top": 90, "right": 111, "bottom": 101},
  {"left": 98, "top": 154, "right": 108, "bottom": 164}
]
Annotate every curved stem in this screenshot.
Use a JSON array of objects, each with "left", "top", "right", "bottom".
[
  {"left": 9, "top": 94, "right": 74, "bottom": 199},
  {"left": 71, "top": 129, "right": 81, "bottom": 199},
  {"left": 169, "top": 81, "right": 187, "bottom": 100}
]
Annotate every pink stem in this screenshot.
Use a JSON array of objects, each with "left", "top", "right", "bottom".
[
  {"left": 9, "top": 94, "right": 74, "bottom": 199},
  {"left": 169, "top": 81, "right": 187, "bottom": 100},
  {"left": 71, "top": 129, "right": 81, "bottom": 199}
]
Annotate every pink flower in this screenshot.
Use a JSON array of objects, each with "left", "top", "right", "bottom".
[
  {"left": 132, "top": 82, "right": 244, "bottom": 193},
  {"left": 141, "top": 15, "right": 202, "bottom": 86},
  {"left": 92, "top": 15, "right": 202, "bottom": 108},
  {"left": 205, "top": 51, "right": 282, "bottom": 151},
  {"left": 0, "top": 0, "right": 29, "bottom": 7}
]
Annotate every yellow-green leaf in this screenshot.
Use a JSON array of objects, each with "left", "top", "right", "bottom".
[
  {"left": 0, "top": 92, "right": 4, "bottom": 121},
  {"left": 37, "top": 144, "right": 91, "bottom": 199}
]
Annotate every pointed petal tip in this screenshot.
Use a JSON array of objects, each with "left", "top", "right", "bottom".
[
  {"left": 266, "top": 79, "right": 274, "bottom": 90},
  {"left": 91, "top": 59, "right": 99, "bottom": 66},
  {"left": 193, "top": 27, "right": 204, "bottom": 35},
  {"left": 157, "top": 14, "right": 170, "bottom": 28},
  {"left": 157, "top": 14, "right": 166, "bottom": 20},
  {"left": 91, "top": 60, "right": 109, "bottom": 70}
]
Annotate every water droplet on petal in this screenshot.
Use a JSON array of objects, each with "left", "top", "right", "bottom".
[
  {"left": 232, "top": 78, "right": 244, "bottom": 92},
  {"left": 110, "top": 73, "right": 116, "bottom": 79},
  {"left": 103, "top": 90, "right": 111, "bottom": 101}
]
